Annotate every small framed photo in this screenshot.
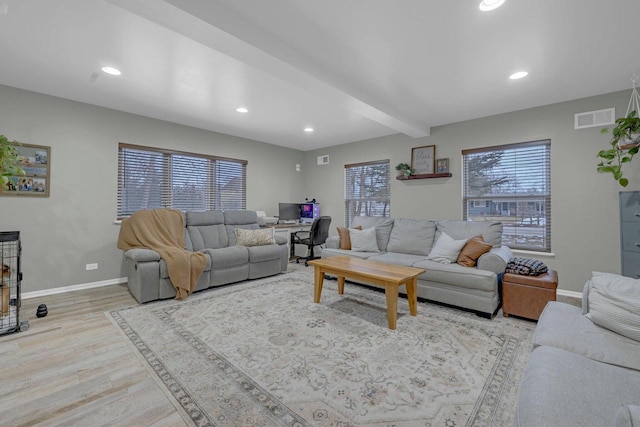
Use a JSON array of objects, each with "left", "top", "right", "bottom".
[{"left": 436, "top": 158, "right": 449, "bottom": 174}]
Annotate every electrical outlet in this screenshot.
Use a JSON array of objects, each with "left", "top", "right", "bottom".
[{"left": 86, "top": 263, "right": 98, "bottom": 271}]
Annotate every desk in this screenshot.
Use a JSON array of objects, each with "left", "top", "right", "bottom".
[{"left": 266, "top": 223, "right": 312, "bottom": 259}]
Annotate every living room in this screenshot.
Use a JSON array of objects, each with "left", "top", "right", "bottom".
[{"left": 1, "top": 0, "right": 640, "bottom": 425}]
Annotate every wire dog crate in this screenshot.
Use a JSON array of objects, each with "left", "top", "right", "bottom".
[{"left": 1, "top": 231, "right": 21, "bottom": 335}]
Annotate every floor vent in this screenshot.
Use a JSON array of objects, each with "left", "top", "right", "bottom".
[{"left": 574, "top": 108, "right": 615, "bottom": 129}]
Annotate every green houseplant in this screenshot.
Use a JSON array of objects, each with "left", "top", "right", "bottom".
[
  {"left": 596, "top": 110, "right": 640, "bottom": 187},
  {"left": 0, "top": 134, "right": 25, "bottom": 189},
  {"left": 395, "top": 162, "right": 415, "bottom": 179}
]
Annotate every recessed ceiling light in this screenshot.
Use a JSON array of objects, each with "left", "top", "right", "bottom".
[
  {"left": 101, "top": 66, "right": 121, "bottom": 76},
  {"left": 304, "top": 127, "right": 314, "bottom": 133},
  {"left": 509, "top": 71, "right": 528, "bottom": 80},
  {"left": 236, "top": 107, "right": 248, "bottom": 113},
  {"left": 479, "top": 0, "right": 505, "bottom": 11}
]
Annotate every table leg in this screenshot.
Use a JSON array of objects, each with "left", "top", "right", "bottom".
[
  {"left": 384, "top": 284, "right": 399, "bottom": 330},
  {"left": 337, "top": 276, "right": 345, "bottom": 295},
  {"left": 313, "top": 267, "right": 324, "bottom": 303},
  {"left": 406, "top": 277, "right": 418, "bottom": 316}
]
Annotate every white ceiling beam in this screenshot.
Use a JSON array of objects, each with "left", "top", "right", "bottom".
[{"left": 105, "top": 0, "right": 430, "bottom": 138}]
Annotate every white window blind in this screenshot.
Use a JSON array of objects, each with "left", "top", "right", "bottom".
[
  {"left": 117, "top": 143, "right": 246, "bottom": 218},
  {"left": 344, "top": 159, "right": 390, "bottom": 227},
  {"left": 462, "top": 140, "right": 551, "bottom": 252}
]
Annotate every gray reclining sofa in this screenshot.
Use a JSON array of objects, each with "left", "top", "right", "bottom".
[{"left": 121, "top": 210, "right": 289, "bottom": 303}]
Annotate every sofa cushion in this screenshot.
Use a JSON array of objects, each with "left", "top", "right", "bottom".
[
  {"left": 427, "top": 232, "right": 468, "bottom": 264},
  {"left": 352, "top": 217, "right": 394, "bottom": 251},
  {"left": 350, "top": 227, "right": 380, "bottom": 252},
  {"left": 436, "top": 220, "right": 503, "bottom": 248},
  {"left": 337, "top": 226, "right": 361, "bottom": 250},
  {"left": 386, "top": 218, "right": 436, "bottom": 256},
  {"left": 204, "top": 246, "right": 248, "bottom": 268},
  {"left": 516, "top": 346, "right": 640, "bottom": 427},
  {"left": 186, "top": 210, "right": 224, "bottom": 227},
  {"left": 457, "top": 235, "right": 492, "bottom": 267},
  {"left": 246, "top": 244, "right": 281, "bottom": 263},
  {"left": 321, "top": 247, "right": 374, "bottom": 259},
  {"left": 533, "top": 301, "right": 640, "bottom": 371},
  {"left": 188, "top": 224, "right": 228, "bottom": 250},
  {"left": 614, "top": 405, "right": 640, "bottom": 427},
  {"left": 587, "top": 272, "right": 640, "bottom": 343},
  {"left": 235, "top": 228, "right": 275, "bottom": 247},
  {"left": 412, "top": 259, "right": 497, "bottom": 292},
  {"left": 223, "top": 210, "right": 259, "bottom": 225},
  {"left": 367, "top": 252, "right": 428, "bottom": 267}
]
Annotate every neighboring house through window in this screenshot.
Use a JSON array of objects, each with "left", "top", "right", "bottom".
[
  {"left": 344, "top": 159, "right": 390, "bottom": 227},
  {"left": 462, "top": 140, "right": 551, "bottom": 252},
  {"left": 117, "top": 143, "right": 247, "bottom": 219}
]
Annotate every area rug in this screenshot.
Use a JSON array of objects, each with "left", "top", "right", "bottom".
[{"left": 108, "top": 270, "right": 535, "bottom": 427}]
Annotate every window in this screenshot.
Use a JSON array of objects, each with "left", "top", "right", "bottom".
[
  {"left": 344, "top": 159, "right": 390, "bottom": 227},
  {"left": 117, "top": 143, "right": 246, "bottom": 218},
  {"left": 462, "top": 140, "right": 551, "bottom": 252}
]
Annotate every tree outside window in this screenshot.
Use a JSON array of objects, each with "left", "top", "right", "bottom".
[{"left": 344, "top": 160, "right": 390, "bottom": 227}]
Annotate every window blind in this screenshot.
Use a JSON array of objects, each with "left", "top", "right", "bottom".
[
  {"left": 344, "top": 159, "right": 390, "bottom": 227},
  {"left": 462, "top": 140, "right": 551, "bottom": 252},
  {"left": 117, "top": 143, "right": 247, "bottom": 218}
]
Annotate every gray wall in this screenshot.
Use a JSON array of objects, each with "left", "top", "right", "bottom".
[
  {"left": 303, "top": 90, "right": 640, "bottom": 293},
  {"left": 2, "top": 83, "right": 638, "bottom": 295},
  {"left": 0, "top": 85, "right": 305, "bottom": 293}
]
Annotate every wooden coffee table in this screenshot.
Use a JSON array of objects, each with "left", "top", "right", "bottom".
[{"left": 307, "top": 256, "right": 426, "bottom": 330}]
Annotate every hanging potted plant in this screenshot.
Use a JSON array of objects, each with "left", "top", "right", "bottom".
[
  {"left": 395, "top": 162, "right": 415, "bottom": 179},
  {"left": 0, "top": 135, "right": 25, "bottom": 190},
  {"left": 596, "top": 110, "right": 640, "bottom": 187}
]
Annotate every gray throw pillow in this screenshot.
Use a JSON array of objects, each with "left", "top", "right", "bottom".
[
  {"left": 386, "top": 218, "right": 436, "bottom": 256},
  {"left": 587, "top": 272, "right": 640, "bottom": 342}
]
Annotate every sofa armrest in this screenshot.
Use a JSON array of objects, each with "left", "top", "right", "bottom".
[
  {"left": 274, "top": 235, "right": 288, "bottom": 245},
  {"left": 124, "top": 248, "right": 161, "bottom": 262},
  {"left": 614, "top": 405, "right": 640, "bottom": 427},
  {"left": 477, "top": 245, "right": 512, "bottom": 274},
  {"left": 325, "top": 235, "right": 339, "bottom": 249}
]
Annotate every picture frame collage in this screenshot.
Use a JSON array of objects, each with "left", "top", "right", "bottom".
[{"left": 1, "top": 143, "right": 51, "bottom": 197}]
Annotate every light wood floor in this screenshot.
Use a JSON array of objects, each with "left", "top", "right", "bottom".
[{"left": 0, "top": 284, "right": 188, "bottom": 427}]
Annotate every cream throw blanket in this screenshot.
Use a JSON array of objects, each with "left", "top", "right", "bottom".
[{"left": 117, "top": 209, "right": 208, "bottom": 300}]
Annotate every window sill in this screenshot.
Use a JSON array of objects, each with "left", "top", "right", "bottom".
[{"left": 511, "top": 249, "right": 555, "bottom": 258}]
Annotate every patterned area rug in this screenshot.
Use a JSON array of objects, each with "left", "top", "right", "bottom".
[{"left": 108, "top": 270, "right": 534, "bottom": 427}]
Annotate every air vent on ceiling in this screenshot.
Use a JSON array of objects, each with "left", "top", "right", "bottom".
[
  {"left": 317, "top": 155, "right": 329, "bottom": 165},
  {"left": 574, "top": 108, "right": 615, "bottom": 129}
]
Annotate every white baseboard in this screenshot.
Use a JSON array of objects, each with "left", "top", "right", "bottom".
[
  {"left": 22, "top": 277, "right": 128, "bottom": 299},
  {"left": 557, "top": 289, "right": 582, "bottom": 300}
]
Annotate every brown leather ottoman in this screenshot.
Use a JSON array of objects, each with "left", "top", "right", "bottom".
[{"left": 502, "top": 270, "right": 558, "bottom": 320}]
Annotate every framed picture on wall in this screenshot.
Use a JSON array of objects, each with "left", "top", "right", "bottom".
[
  {"left": 411, "top": 145, "right": 435, "bottom": 175},
  {"left": 436, "top": 158, "right": 449, "bottom": 174},
  {"left": 1, "top": 143, "right": 51, "bottom": 197}
]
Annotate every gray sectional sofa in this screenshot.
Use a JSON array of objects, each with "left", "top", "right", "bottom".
[
  {"left": 121, "top": 210, "right": 289, "bottom": 303},
  {"left": 516, "top": 273, "right": 640, "bottom": 427},
  {"left": 321, "top": 216, "right": 513, "bottom": 317}
]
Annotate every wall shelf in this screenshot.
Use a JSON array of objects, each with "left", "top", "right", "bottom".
[{"left": 396, "top": 173, "right": 452, "bottom": 180}]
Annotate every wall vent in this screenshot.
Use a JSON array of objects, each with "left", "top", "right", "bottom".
[
  {"left": 574, "top": 108, "right": 615, "bottom": 129},
  {"left": 317, "top": 155, "right": 329, "bottom": 165}
]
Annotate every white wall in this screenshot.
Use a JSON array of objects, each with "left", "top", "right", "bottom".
[
  {"left": 303, "top": 90, "right": 640, "bottom": 293},
  {"left": 0, "top": 85, "right": 305, "bottom": 293}
]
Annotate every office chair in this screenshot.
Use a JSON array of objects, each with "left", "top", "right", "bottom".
[{"left": 292, "top": 216, "right": 331, "bottom": 266}]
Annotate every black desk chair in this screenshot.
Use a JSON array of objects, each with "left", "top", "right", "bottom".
[{"left": 292, "top": 216, "right": 332, "bottom": 266}]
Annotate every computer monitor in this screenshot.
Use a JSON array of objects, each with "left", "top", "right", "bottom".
[
  {"left": 278, "top": 203, "right": 301, "bottom": 223},
  {"left": 300, "top": 203, "right": 320, "bottom": 224}
]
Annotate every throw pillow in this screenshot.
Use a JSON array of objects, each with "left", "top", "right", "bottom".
[
  {"left": 337, "top": 225, "right": 362, "bottom": 250},
  {"left": 427, "top": 232, "right": 468, "bottom": 264},
  {"left": 587, "top": 272, "right": 640, "bottom": 343},
  {"left": 350, "top": 227, "right": 379, "bottom": 252},
  {"left": 457, "top": 235, "right": 492, "bottom": 267},
  {"left": 235, "top": 227, "right": 275, "bottom": 247}
]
